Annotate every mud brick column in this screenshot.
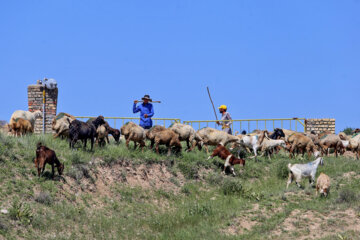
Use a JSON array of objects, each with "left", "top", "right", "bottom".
[
  {"left": 27, "top": 83, "right": 58, "bottom": 134},
  {"left": 305, "top": 118, "right": 335, "bottom": 134}
]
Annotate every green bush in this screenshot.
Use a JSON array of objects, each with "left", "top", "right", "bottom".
[
  {"left": 178, "top": 162, "right": 199, "bottom": 179},
  {"left": 276, "top": 160, "right": 289, "bottom": 179},
  {"left": 221, "top": 177, "right": 243, "bottom": 195},
  {"left": 336, "top": 189, "right": 358, "bottom": 204},
  {"left": 342, "top": 127, "right": 354, "bottom": 136},
  {"left": 9, "top": 199, "right": 33, "bottom": 225},
  {"left": 187, "top": 203, "right": 213, "bottom": 217},
  {"left": 34, "top": 192, "right": 53, "bottom": 206}
]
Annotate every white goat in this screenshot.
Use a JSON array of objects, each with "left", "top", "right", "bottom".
[
  {"left": 235, "top": 131, "right": 269, "bottom": 161},
  {"left": 286, "top": 157, "right": 324, "bottom": 188}
]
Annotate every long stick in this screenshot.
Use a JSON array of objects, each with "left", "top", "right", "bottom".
[
  {"left": 137, "top": 100, "right": 161, "bottom": 103},
  {"left": 207, "top": 86, "right": 218, "bottom": 121}
]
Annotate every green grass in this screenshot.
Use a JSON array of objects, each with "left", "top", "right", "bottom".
[{"left": 0, "top": 132, "right": 360, "bottom": 239}]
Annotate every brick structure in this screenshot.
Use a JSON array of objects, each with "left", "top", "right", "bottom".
[
  {"left": 305, "top": 118, "right": 335, "bottom": 134},
  {"left": 27, "top": 82, "right": 58, "bottom": 134}
]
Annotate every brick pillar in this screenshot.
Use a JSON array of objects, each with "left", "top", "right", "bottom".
[
  {"left": 27, "top": 83, "right": 58, "bottom": 134},
  {"left": 305, "top": 118, "right": 335, "bottom": 134}
]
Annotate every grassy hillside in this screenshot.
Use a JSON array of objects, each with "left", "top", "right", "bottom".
[{"left": 0, "top": 133, "right": 360, "bottom": 240}]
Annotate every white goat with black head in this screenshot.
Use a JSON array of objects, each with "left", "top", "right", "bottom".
[{"left": 286, "top": 157, "right": 324, "bottom": 188}]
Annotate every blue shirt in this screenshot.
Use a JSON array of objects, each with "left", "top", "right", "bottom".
[{"left": 133, "top": 103, "right": 154, "bottom": 128}]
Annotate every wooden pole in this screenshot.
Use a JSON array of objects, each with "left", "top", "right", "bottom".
[{"left": 207, "top": 87, "right": 218, "bottom": 121}]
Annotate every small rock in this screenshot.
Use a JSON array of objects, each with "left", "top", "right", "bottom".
[{"left": 1, "top": 209, "right": 8, "bottom": 214}]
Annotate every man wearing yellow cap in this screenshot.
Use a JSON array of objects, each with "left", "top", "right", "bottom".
[{"left": 216, "top": 105, "right": 233, "bottom": 135}]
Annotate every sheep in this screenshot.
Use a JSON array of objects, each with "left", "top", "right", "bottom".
[
  {"left": 347, "top": 134, "right": 360, "bottom": 159},
  {"left": 316, "top": 173, "right": 330, "bottom": 197},
  {"left": 9, "top": 118, "right": 33, "bottom": 136},
  {"left": 120, "top": 122, "right": 146, "bottom": 150},
  {"left": 207, "top": 144, "right": 245, "bottom": 176},
  {"left": 286, "top": 157, "right": 324, "bottom": 188},
  {"left": 169, "top": 123, "right": 203, "bottom": 151},
  {"left": 287, "top": 133, "right": 319, "bottom": 159},
  {"left": 259, "top": 138, "right": 287, "bottom": 160},
  {"left": 35, "top": 143, "right": 64, "bottom": 178},
  {"left": 68, "top": 116, "right": 105, "bottom": 151},
  {"left": 96, "top": 125, "right": 107, "bottom": 147},
  {"left": 146, "top": 125, "right": 166, "bottom": 149},
  {"left": 153, "top": 129, "right": 182, "bottom": 156},
  {"left": 52, "top": 112, "right": 76, "bottom": 138},
  {"left": 319, "top": 134, "right": 344, "bottom": 157},
  {"left": 9, "top": 110, "right": 43, "bottom": 132},
  {"left": 195, "top": 127, "right": 241, "bottom": 153}
]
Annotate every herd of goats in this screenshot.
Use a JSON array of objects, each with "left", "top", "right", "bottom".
[{"left": 4, "top": 110, "right": 360, "bottom": 196}]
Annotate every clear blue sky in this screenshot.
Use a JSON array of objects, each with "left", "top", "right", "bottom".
[{"left": 1, "top": 1, "right": 359, "bottom": 132}]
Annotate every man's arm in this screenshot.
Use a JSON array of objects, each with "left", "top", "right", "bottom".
[
  {"left": 133, "top": 102, "right": 140, "bottom": 113},
  {"left": 147, "top": 104, "right": 154, "bottom": 118}
]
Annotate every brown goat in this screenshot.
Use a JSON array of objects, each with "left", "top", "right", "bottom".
[
  {"left": 10, "top": 118, "right": 33, "bottom": 136},
  {"left": 208, "top": 144, "right": 245, "bottom": 176},
  {"left": 287, "top": 133, "right": 318, "bottom": 158},
  {"left": 35, "top": 143, "right": 64, "bottom": 178}
]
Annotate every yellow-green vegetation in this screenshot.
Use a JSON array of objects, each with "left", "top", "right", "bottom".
[{"left": 0, "top": 133, "right": 360, "bottom": 239}]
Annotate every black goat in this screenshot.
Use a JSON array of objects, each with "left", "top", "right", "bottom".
[
  {"left": 68, "top": 116, "right": 106, "bottom": 151},
  {"left": 270, "top": 128, "right": 285, "bottom": 140}
]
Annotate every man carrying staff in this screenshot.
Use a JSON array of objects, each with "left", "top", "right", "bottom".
[
  {"left": 133, "top": 94, "right": 154, "bottom": 129},
  {"left": 216, "top": 105, "right": 232, "bottom": 135}
]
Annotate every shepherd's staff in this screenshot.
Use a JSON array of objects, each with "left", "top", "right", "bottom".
[{"left": 207, "top": 86, "right": 218, "bottom": 121}]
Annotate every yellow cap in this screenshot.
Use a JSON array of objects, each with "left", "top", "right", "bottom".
[{"left": 218, "top": 105, "right": 227, "bottom": 110}]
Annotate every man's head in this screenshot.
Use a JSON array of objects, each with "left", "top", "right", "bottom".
[
  {"left": 218, "top": 105, "right": 227, "bottom": 113},
  {"left": 142, "top": 94, "right": 152, "bottom": 104}
]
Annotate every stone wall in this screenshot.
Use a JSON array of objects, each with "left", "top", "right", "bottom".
[
  {"left": 27, "top": 84, "right": 58, "bottom": 134},
  {"left": 305, "top": 118, "right": 335, "bottom": 134}
]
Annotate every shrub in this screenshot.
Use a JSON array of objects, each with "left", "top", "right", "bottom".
[
  {"left": 276, "top": 160, "right": 289, "bottom": 179},
  {"left": 342, "top": 127, "right": 354, "bottom": 136},
  {"left": 178, "top": 162, "right": 199, "bottom": 179},
  {"left": 34, "top": 192, "right": 53, "bottom": 206},
  {"left": 9, "top": 199, "right": 33, "bottom": 225},
  {"left": 206, "top": 172, "right": 224, "bottom": 186},
  {"left": 188, "top": 203, "right": 213, "bottom": 217},
  {"left": 0, "top": 216, "right": 8, "bottom": 232},
  {"left": 336, "top": 189, "right": 358, "bottom": 204},
  {"left": 221, "top": 178, "right": 243, "bottom": 195}
]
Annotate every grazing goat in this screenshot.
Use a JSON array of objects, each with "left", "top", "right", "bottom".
[
  {"left": 104, "top": 122, "right": 121, "bottom": 144},
  {"left": 287, "top": 133, "right": 318, "bottom": 159},
  {"left": 120, "top": 122, "right": 146, "bottom": 150},
  {"left": 316, "top": 173, "right": 330, "bottom": 197},
  {"left": 207, "top": 144, "right": 245, "bottom": 176},
  {"left": 68, "top": 116, "right": 105, "bottom": 151},
  {"left": 153, "top": 129, "right": 182, "bottom": 156},
  {"left": 286, "top": 157, "right": 324, "bottom": 188},
  {"left": 35, "top": 143, "right": 64, "bottom": 178},
  {"left": 10, "top": 118, "right": 33, "bottom": 136},
  {"left": 319, "top": 134, "right": 343, "bottom": 158}
]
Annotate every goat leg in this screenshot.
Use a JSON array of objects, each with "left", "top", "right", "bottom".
[{"left": 51, "top": 164, "right": 55, "bottom": 178}]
